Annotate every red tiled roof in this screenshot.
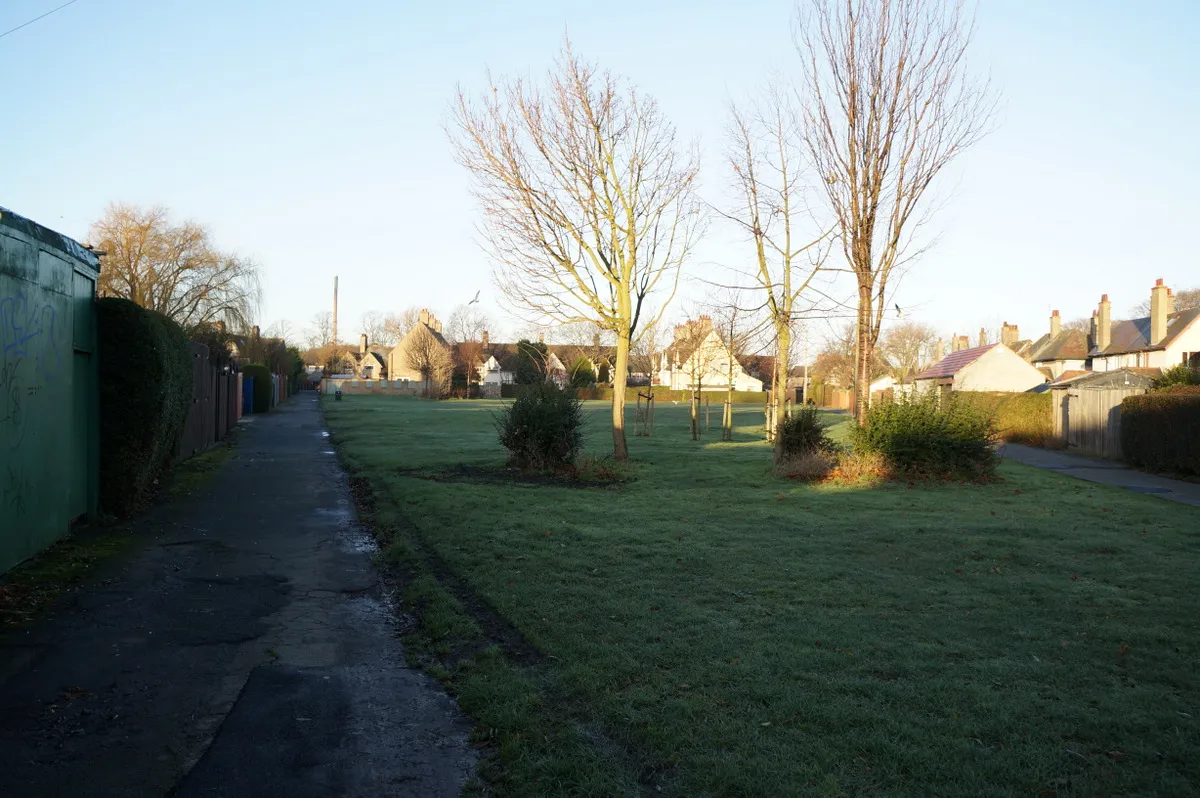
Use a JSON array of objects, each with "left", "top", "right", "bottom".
[
  {"left": 1050, "top": 369, "right": 1089, "bottom": 385},
  {"left": 913, "top": 344, "right": 996, "bottom": 380}
]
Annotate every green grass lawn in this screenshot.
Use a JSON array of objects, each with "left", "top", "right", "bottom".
[{"left": 324, "top": 395, "right": 1200, "bottom": 797}]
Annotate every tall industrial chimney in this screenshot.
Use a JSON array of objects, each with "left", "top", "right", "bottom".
[{"left": 332, "top": 276, "right": 339, "bottom": 345}]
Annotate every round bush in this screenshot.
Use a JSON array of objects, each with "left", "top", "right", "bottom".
[{"left": 496, "top": 382, "right": 584, "bottom": 470}]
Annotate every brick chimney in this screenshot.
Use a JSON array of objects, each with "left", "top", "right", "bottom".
[
  {"left": 434, "top": 319, "right": 443, "bottom": 334},
  {"left": 360, "top": 333, "right": 368, "bottom": 354},
  {"left": 419, "top": 308, "right": 429, "bottom": 326},
  {"left": 1001, "top": 322, "right": 1019, "bottom": 348},
  {"left": 1096, "top": 294, "right": 1111, "bottom": 351},
  {"left": 481, "top": 329, "right": 489, "bottom": 349},
  {"left": 978, "top": 328, "right": 987, "bottom": 347},
  {"left": 1150, "top": 278, "right": 1169, "bottom": 346},
  {"left": 1167, "top": 287, "right": 1176, "bottom": 315},
  {"left": 1049, "top": 309, "right": 1061, "bottom": 338},
  {"left": 934, "top": 339, "right": 944, "bottom": 362},
  {"left": 538, "top": 332, "right": 545, "bottom": 344}
]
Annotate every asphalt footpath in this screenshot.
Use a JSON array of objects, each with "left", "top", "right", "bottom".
[{"left": 0, "top": 392, "right": 476, "bottom": 797}]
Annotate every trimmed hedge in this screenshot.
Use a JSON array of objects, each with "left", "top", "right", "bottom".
[
  {"left": 1121, "top": 386, "right": 1200, "bottom": 475},
  {"left": 501, "top": 384, "right": 770, "bottom": 404},
  {"left": 854, "top": 390, "right": 998, "bottom": 479},
  {"left": 957, "top": 391, "right": 1053, "bottom": 446},
  {"left": 96, "top": 298, "right": 193, "bottom": 516},
  {"left": 242, "top": 364, "right": 273, "bottom": 413}
]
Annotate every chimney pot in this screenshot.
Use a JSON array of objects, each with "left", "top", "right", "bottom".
[
  {"left": 1156, "top": 278, "right": 1164, "bottom": 286},
  {"left": 481, "top": 330, "right": 489, "bottom": 348},
  {"left": 1101, "top": 293, "right": 1109, "bottom": 302}
]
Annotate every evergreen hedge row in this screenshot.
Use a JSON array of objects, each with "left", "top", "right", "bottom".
[
  {"left": 96, "top": 298, "right": 193, "bottom": 516},
  {"left": 242, "top": 364, "right": 273, "bottom": 413},
  {"left": 1121, "top": 386, "right": 1200, "bottom": 475},
  {"left": 956, "top": 391, "right": 1054, "bottom": 446}
]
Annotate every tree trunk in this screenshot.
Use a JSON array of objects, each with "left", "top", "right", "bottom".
[
  {"left": 854, "top": 283, "right": 872, "bottom": 424},
  {"left": 773, "top": 321, "right": 791, "bottom": 460},
  {"left": 690, "top": 391, "right": 699, "bottom": 440},
  {"left": 611, "top": 330, "right": 630, "bottom": 459},
  {"left": 723, "top": 386, "right": 733, "bottom": 442}
]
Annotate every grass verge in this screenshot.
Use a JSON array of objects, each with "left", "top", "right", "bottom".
[{"left": 327, "top": 395, "right": 1200, "bottom": 796}]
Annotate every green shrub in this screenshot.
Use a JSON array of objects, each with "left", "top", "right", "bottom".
[
  {"left": 96, "top": 298, "right": 193, "bottom": 516},
  {"left": 853, "top": 390, "right": 998, "bottom": 479},
  {"left": 777, "top": 404, "right": 839, "bottom": 459},
  {"left": 569, "top": 357, "right": 597, "bottom": 388},
  {"left": 957, "top": 391, "right": 1053, "bottom": 446},
  {"left": 1152, "top": 364, "right": 1200, "bottom": 391},
  {"left": 1121, "top": 386, "right": 1200, "bottom": 474},
  {"left": 243, "top": 364, "right": 273, "bottom": 413},
  {"left": 496, "top": 382, "right": 584, "bottom": 470}
]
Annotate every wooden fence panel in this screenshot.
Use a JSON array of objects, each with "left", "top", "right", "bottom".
[
  {"left": 176, "top": 342, "right": 211, "bottom": 463},
  {"left": 1065, "top": 387, "right": 1143, "bottom": 459}
]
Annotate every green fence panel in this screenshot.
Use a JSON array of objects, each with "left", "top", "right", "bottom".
[{"left": 0, "top": 207, "right": 101, "bottom": 573}]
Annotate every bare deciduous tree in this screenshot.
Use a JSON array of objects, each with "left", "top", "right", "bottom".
[
  {"left": 306, "top": 312, "right": 335, "bottom": 349},
  {"left": 880, "top": 320, "right": 939, "bottom": 381},
  {"left": 630, "top": 318, "right": 667, "bottom": 385},
  {"left": 668, "top": 315, "right": 724, "bottom": 441},
  {"left": 90, "top": 203, "right": 261, "bottom": 331},
  {"left": 450, "top": 41, "right": 703, "bottom": 459},
  {"left": 445, "top": 305, "right": 492, "bottom": 345},
  {"left": 711, "top": 291, "right": 762, "bottom": 441},
  {"left": 1131, "top": 287, "right": 1200, "bottom": 317},
  {"left": 1063, "top": 317, "right": 1092, "bottom": 334},
  {"left": 445, "top": 305, "right": 492, "bottom": 391},
  {"left": 405, "top": 327, "right": 453, "bottom": 398},
  {"left": 796, "top": 0, "right": 994, "bottom": 421},
  {"left": 383, "top": 307, "right": 424, "bottom": 344},
  {"left": 360, "top": 311, "right": 402, "bottom": 348},
  {"left": 725, "top": 90, "right": 831, "bottom": 458}
]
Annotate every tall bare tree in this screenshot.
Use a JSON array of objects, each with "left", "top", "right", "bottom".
[
  {"left": 450, "top": 41, "right": 703, "bottom": 459},
  {"left": 796, "top": 0, "right": 994, "bottom": 421},
  {"left": 880, "top": 320, "right": 938, "bottom": 380},
  {"left": 90, "top": 203, "right": 261, "bottom": 331},
  {"left": 725, "top": 90, "right": 831, "bottom": 458}
]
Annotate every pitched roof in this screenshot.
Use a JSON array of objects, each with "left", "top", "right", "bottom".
[
  {"left": 1093, "top": 308, "right": 1200, "bottom": 356},
  {"left": 1029, "top": 329, "right": 1090, "bottom": 363},
  {"left": 1053, "top": 367, "right": 1158, "bottom": 389},
  {"left": 912, "top": 344, "right": 996, "bottom": 380}
]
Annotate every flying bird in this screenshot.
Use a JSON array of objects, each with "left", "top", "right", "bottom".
[
  {"left": 468, "top": 290, "right": 481, "bottom": 306},
  {"left": 895, "top": 303, "right": 903, "bottom": 318}
]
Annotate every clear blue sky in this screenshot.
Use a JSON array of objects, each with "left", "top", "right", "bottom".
[{"left": 3, "top": 0, "right": 1198, "bottom": 348}]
